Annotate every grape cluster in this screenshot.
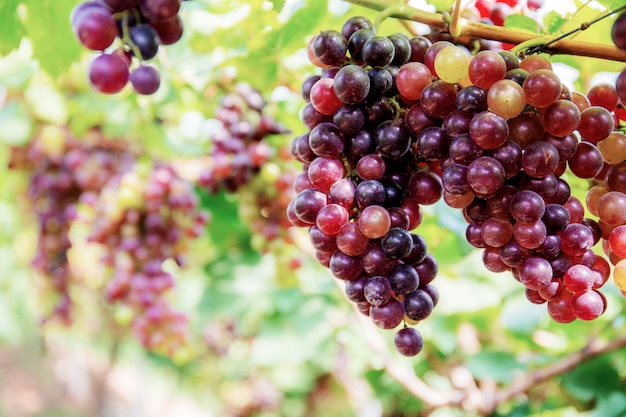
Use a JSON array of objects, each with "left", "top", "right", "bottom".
[
  {"left": 288, "top": 15, "right": 626, "bottom": 356},
  {"left": 8, "top": 127, "right": 132, "bottom": 323},
  {"left": 198, "top": 83, "right": 290, "bottom": 193},
  {"left": 71, "top": 0, "right": 186, "bottom": 95},
  {"left": 10, "top": 127, "right": 208, "bottom": 355},
  {"left": 85, "top": 161, "right": 209, "bottom": 354},
  {"left": 288, "top": 17, "right": 446, "bottom": 357}
]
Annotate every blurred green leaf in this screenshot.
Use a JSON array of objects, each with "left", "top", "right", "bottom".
[
  {"left": 562, "top": 356, "right": 622, "bottom": 402},
  {"left": 585, "top": 391, "right": 626, "bottom": 417},
  {"left": 270, "top": 0, "right": 286, "bottom": 12},
  {"left": 504, "top": 15, "right": 540, "bottom": 34},
  {"left": 21, "top": 0, "right": 81, "bottom": 78},
  {"left": 466, "top": 351, "right": 523, "bottom": 383},
  {"left": 543, "top": 11, "right": 567, "bottom": 34},
  {"left": 429, "top": 0, "right": 455, "bottom": 13},
  {"left": 0, "top": 0, "right": 24, "bottom": 56},
  {"left": 594, "top": 0, "right": 625, "bottom": 11}
]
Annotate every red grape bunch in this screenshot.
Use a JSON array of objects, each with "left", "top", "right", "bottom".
[
  {"left": 70, "top": 0, "right": 186, "bottom": 95},
  {"left": 288, "top": 16, "right": 446, "bottom": 357},
  {"left": 197, "top": 83, "right": 290, "bottom": 193},
  {"left": 288, "top": 14, "right": 626, "bottom": 356},
  {"left": 85, "top": 161, "right": 209, "bottom": 354}
]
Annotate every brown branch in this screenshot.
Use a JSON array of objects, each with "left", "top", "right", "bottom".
[
  {"left": 478, "top": 333, "right": 626, "bottom": 414},
  {"left": 343, "top": 0, "right": 626, "bottom": 62}
]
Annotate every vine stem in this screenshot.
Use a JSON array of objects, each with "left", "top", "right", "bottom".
[{"left": 343, "top": 0, "right": 626, "bottom": 62}]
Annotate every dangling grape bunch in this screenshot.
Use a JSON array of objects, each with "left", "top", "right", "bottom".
[
  {"left": 70, "top": 0, "right": 186, "bottom": 95},
  {"left": 288, "top": 17, "right": 445, "bottom": 357},
  {"left": 288, "top": 14, "right": 625, "bottom": 357},
  {"left": 197, "top": 82, "right": 290, "bottom": 193}
]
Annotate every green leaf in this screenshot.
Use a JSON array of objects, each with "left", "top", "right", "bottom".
[
  {"left": 562, "top": 356, "right": 621, "bottom": 402},
  {"left": 504, "top": 14, "right": 540, "bottom": 34},
  {"left": 270, "top": 0, "right": 286, "bottom": 12},
  {"left": 586, "top": 392, "right": 626, "bottom": 417},
  {"left": 248, "top": 0, "right": 327, "bottom": 56},
  {"left": 0, "top": 0, "right": 24, "bottom": 56},
  {"left": 594, "top": 0, "right": 625, "bottom": 11},
  {"left": 21, "top": 0, "right": 82, "bottom": 78},
  {"left": 429, "top": 0, "right": 455, "bottom": 13},
  {"left": 466, "top": 351, "right": 523, "bottom": 383},
  {"left": 543, "top": 11, "right": 567, "bottom": 35}
]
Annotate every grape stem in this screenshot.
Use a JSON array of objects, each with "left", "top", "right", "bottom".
[
  {"left": 342, "top": 0, "right": 626, "bottom": 62},
  {"left": 521, "top": 3, "right": 626, "bottom": 56}
]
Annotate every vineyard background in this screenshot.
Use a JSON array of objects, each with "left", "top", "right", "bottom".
[{"left": 1, "top": 0, "right": 626, "bottom": 416}]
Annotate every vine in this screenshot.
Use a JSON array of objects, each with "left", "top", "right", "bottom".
[{"left": 343, "top": 0, "right": 626, "bottom": 61}]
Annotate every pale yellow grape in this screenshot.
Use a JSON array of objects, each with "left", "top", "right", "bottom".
[
  {"left": 598, "top": 132, "right": 626, "bottom": 164},
  {"left": 614, "top": 258, "right": 626, "bottom": 292},
  {"left": 434, "top": 46, "right": 469, "bottom": 84},
  {"left": 488, "top": 79, "right": 526, "bottom": 119}
]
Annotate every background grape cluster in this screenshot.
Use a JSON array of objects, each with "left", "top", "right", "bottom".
[{"left": 9, "top": 127, "right": 208, "bottom": 355}]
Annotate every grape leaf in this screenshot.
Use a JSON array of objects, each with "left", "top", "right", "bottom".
[
  {"left": 466, "top": 351, "right": 523, "bottom": 383},
  {"left": 543, "top": 11, "right": 567, "bottom": 35},
  {"left": 0, "top": 0, "right": 24, "bottom": 56},
  {"left": 428, "top": 0, "right": 455, "bottom": 13},
  {"left": 504, "top": 15, "right": 540, "bottom": 34},
  {"left": 21, "top": 0, "right": 82, "bottom": 78},
  {"left": 270, "top": 0, "right": 286, "bottom": 12},
  {"left": 562, "top": 356, "right": 621, "bottom": 402},
  {"left": 593, "top": 0, "right": 626, "bottom": 11},
  {"left": 249, "top": 0, "right": 328, "bottom": 55}
]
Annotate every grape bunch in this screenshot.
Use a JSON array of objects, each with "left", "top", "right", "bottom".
[
  {"left": 8, "top": 127, "right": 133, "bottom": 323},
  {"left": 85, "top": 161, "right": 209, "bottom": 354},
  {"left": 198, "top": 83, "right": 290, "bottom": 193},
  {"left": 288, "top": 15, "right": 626, "bottom": 356},
  {"left": 70, "top": 0, "right": 186, "bottom": 95},
  {"left": 288, "top": 17, "right": 447, "bottom": 357},
  {"left": 10, "top": 126, "right": 209, "bottom": 355}
]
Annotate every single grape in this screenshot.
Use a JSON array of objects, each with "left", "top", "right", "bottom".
[
  {"left": 487, "top": 79, "right": 525, "bottom": 119},
  {"left": 434, "top": 45, "right": 469, "bottom": 84},
  {"left": 381, "top": 227, "right": 413, "bottom": 259},
  {"left": 542, "top": 100, "right": 580, "bottom": 137},
  {"left": 88, "top": 53, "right": 130, "bottom": 94},
  {"left": 369, "top": 298, "right": 405, "bottom": 329},
  {"left": 313, "top": 30, "right": 347, "bottom": 66},
  {"left": 613, "top": 12, "right": 626, "bottom": 51},
  {"left": 362, "top": 36, "right": 395, "bottom": 68},
  {"left": 394, "top": 327, "right": 424, "bottom": 356},
  {"left": 139, "top": 0, "right": 181, "bottom": 21},
  {"left": 522, "top": 69, "right": 562, "bottom": 108},
  {"left": 403, "top": 289, "right": 434, "bottom": 321},
  {"left": 129, "top": 65, "right": 161, "bottom": 95},
  {"left": 571, "top": 290, "right": 605, "bottom": 320},
  {"left": 468, "top": 50, "right": 507, "bottom": 89},
  {"left": 396, "top": 62, "right": 432, "bottom": 101},
  {"left": 73, "top": 6, "right": 117, "bottom": 51},
  {"left": 333, "top": 64, "right": 370, "bottom": 104},
  {"left": 129, "top": 24, "right": 160, "bottom": 60},
  {"left": 358, "top": 205, "right": 391, "bottom": 239}
]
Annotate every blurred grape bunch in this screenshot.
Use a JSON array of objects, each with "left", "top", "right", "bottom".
[
  {"left": 82, "top": 159, "right": 209, "bottom": 355},
  {"left": 196, "top": 82, "right": 304, "bottom": 282},
  {"left": 8, "top": 126, "right": 132, "bottom": 324},
  {"left": 9, "top": 125, "right": 209, "bottom": 356}
]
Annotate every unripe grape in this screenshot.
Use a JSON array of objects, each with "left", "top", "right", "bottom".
[{"left": 434, "top": 45, "right": 469, "bottom": 84}]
